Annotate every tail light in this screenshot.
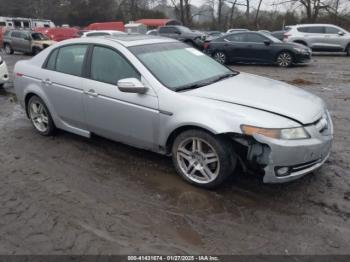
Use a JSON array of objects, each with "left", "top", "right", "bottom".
[
  {"left": 283, "top": 33, "right": 291, "bottom": 41},
  {"left": 203, "top": 42, "right": 209, "bottom": 49},
  {"left": 16, "top": 73, "right": 24, "bottom": 77}
]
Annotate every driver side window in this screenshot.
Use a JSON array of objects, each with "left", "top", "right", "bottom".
[{"left": 90, "top": 46, "right": 140, "bottom": 85}]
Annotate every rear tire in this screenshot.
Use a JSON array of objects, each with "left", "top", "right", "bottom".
[
  {"left": 213, "top": 51, "right": 227, "bottom": 64},
  {"left": 4, "top": 44, "right": 14, "bottom": 55},
  {"left": 276, "top": 51, "right": 293, "bottom": 67},
  {"left": 27, "top": 96, "right": 55, "bottom": 136},
  {"left": 172, "top": 129, "right": 236, "bottom": 189}
]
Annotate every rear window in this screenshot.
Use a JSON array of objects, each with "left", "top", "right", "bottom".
[
  {"left": 298, "top": 26, "right": 324, "bottom": 33},
  {"left": 55, "top": 45, "right": 88, "bottom": 76}
]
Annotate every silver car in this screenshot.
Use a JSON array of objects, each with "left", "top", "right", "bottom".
[
  {"left": 14, "top": 36, "right": 333, "bottom": 188},
  {"left": 284, "top": 24, "right": 350, "bottom": 55}
]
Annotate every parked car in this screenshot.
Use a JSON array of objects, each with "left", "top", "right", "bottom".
[
  {"left": 271, "top": 30, "right": 287, "bottom": 41},
  {"left": 85, "top": 22, "right": 125, "bottom": 32},
  {"left": 0, "top": 55, "right": 9, "bottom": 87},
  {"left": 284, "top": 24, "right": 350, "bottom": 55},
  {"left": 206, "top": 31, "right": 224, "bottom": 38},
  {"left": 226, "top": 28, "right": 249, "bottom": 34},
  {"left": 206, "top": 31, "right": 312, "bottom": 67},
  {"left": 14, "top": 36, "right": 333, "bottom": 188},
  {"left": 146, "top": 29, "right": 158, "bottom": 36},
  {"left": 157, "top": 25, "right": 205, "bottom": 49},
  {"left": 80, "top": 30, "right": 126, "bottom": 37},
  {"left": 3, "top": 30, "right": 56, "bottom": 55},
  {"left": 34, "top": 27, "right": 78, "bottom": 42}
]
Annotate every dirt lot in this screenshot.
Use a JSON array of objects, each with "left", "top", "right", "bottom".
[{"left": 0, "top": 51, "right": 350, "bottom": 255}]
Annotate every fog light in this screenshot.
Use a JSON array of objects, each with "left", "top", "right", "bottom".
[{"left": 276, "top": 167, "right": 290, "bottom": 177}]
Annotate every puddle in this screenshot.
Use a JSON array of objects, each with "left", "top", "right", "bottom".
[{"left": 284, "top": 78, "right": 319, "bottom": 86}]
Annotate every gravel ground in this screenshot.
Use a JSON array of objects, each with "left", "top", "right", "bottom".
[{"left": 0, "top": 50, "right": 350, "bottom": 255}]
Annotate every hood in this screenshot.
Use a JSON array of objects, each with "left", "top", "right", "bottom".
[{"left": 186, "top": 73, "right": 325, "bottom": 124}]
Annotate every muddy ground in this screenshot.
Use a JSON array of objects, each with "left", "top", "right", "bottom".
[{"left": 0, "top": 51, "right": 349, "bottom": 255}]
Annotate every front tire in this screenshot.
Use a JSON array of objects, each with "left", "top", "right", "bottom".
[
  {"left": 4, "top": 44, "right": 14, "bottom": 55},
  {"left": 276, "top": 51, "right": 293, "bottom": 67},
  {"left": 27, "top": 96, "right": 55, "bottom": 136},
  {"left": 213, "top": 51, "right": 227, "bottom": 64},
  {"left": 32, "top": 47, "right": 41, "bottom": 56},
  {"left": 172, "top": 130, "right": 236, "bottom": 189}
]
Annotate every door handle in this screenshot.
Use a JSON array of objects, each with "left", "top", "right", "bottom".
[
  {"left": 41, "top": 79, "right": 52, "bottom": 85},
  {"left": 84, "top": 89, "right": 98, "bottom": 97}
]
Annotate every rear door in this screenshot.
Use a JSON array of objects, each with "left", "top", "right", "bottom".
[
  {"left": 222, "top": 33, "right": 247, "bottom": 61},
  {"left": 298, "top": 26, "right": 325, "bottom": 50},
  {"left": 42, "top": 44, "right": 88, "bottom": 131}
]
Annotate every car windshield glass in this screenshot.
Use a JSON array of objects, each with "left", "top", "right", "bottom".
[
  {"left": 262, "top": 33, "right": 282, "bottom": 43},
  {"left": 32, "top": 33, "right": 49, "bottom": 40},
  {"left": 129, "top": 42, "right": 237, "bottom": 91}
]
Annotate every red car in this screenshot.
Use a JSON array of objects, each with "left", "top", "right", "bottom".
[
  {"left": 34, "top": 27, "right": 78, "bottom": 42},
  {"left": 85, "top": 22, "right": 124, "bottom": 32}
]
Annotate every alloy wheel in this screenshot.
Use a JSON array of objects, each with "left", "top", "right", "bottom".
[
  {"left": 277, "top": 52, "right": 292, "bottom": 67},
  {"left": 29, "top": 100, "right": 49, "bottom": 133},
  {"left": 176, "top": 137, "right": 220, "bottom": 184},
  {"left": 5, "top": 45, "right": 12, "bottom": 54},
  {"left": 214, "top": 52, "right": 226, "bottom": 64}
]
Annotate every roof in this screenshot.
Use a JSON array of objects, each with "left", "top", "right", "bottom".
[
  {"left": 55, "top": 34, "right": 177, "bottom": 48},
  {"left": 135, "top": 19, "right": 179, "bottom": 27},
  {"left": 103, "top": 35, "right": 176, "bottom": 47}
]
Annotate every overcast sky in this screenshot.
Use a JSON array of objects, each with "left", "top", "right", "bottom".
[{"left": 189, "top": 0, "right": 285, "bottom": 11}]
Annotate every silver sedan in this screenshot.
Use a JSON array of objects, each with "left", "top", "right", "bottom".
[{"left": 14, "top": 35, "right": 333, "bottom": 188}]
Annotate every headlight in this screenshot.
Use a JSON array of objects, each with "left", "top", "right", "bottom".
[
  {"left": 293, "top": 47, "right": 306, "bottom": 53},
  {"left": 241, "top": 125, "right": 310, "bottom": 140}
]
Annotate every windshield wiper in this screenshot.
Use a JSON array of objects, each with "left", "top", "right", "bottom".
[
  {"left": 176, "top": 72, "right": 238, "bottom": 92},
  {"left": 176, "top": 82, "right": 209, "bottom": 92}
]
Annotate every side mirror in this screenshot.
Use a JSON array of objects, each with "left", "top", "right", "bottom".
[
  {"left": 117, "top": 78, "right": 148, "bottom": 94},
  {"left": 264, "top": 40, "right": 271, "bottom": 46},
  {"left": 338, "top": 31, "right": 345, "bottom": 36},
  {"left": 174, "top": 30, "right": 181, "bottom": 35}
]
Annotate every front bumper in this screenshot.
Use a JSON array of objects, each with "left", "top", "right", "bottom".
[
  {"left": 0, "top": 61, "right": 9, "bottom": 85},
  {"left": 253, "top": 113, "right": 333, "bottom": 183},
  {"left": 294, "top": 52, "right": 312, "bottom": 64}
]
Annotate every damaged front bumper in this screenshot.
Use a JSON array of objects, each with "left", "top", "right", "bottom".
[{"left": 246, "top": 113, "right": 334, "bottom": 183}]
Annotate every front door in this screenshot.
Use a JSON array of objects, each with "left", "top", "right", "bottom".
[{"left": 83, "top": 45, "right": 159, "bottom": 150}]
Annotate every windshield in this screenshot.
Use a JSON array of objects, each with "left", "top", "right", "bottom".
[
  {"left": 129, "top": 43, "right": 236, "bottom": 91},
  {"left": 31, "top": 33, "right": 49, "bottom": 40},
  {"left": 262, "top": 33, "right": 282, "bottom": 43}
]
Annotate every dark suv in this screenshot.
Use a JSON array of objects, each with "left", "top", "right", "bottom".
[
  {"left": 157, "top": 26, "right": 205, "bottom": 49},
  {"left": 3, "top": 30, "right": 56, "bottom": 55}
]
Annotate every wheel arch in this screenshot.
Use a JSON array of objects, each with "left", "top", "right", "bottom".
[
  {"left": 275, "top": 49, "right": 295, "bottom": 63},
  {"left": 165, "top": 124, "right": 240, "bottom": 155}
]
